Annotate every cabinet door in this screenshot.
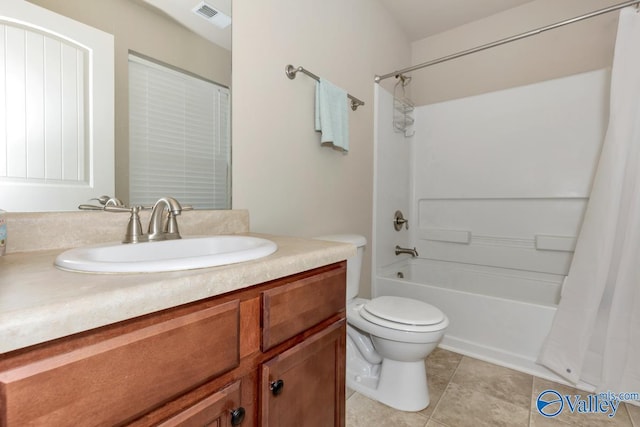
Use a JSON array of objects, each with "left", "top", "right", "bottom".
[
  {"left": 157, "top": 380, "right": 245, "bottom": 427},
  {"left": 261, "top": 320, "right": 345, "bottom": 427}
]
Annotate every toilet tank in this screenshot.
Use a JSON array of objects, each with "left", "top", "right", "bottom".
[{"left": 315, "top": 234, "right": 366, "bottom": 301}]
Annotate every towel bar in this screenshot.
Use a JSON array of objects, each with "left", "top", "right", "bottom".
[{"left": 285, "top": 64, "right": 365, "bottom": 111}]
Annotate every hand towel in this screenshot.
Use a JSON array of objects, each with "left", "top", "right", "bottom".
[{"left": 315, "top": 78, "right": 349, "bottom": 152}]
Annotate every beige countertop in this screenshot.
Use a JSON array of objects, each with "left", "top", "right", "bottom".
[{"left": 0, "top": 232, "right": 355, "bottom": 354}]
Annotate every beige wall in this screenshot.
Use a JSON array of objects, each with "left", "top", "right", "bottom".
[
  {"left": 24, "top": 0, "right": 619, "bottom": 297},
  {"left": 27, "top": 0, "right": 232, "bottom": 204},
  {"left": 232, "top": 0, "right": 410, "bottom": 297},
  {"left": 410, "top": 0, "right": 622, "bottom": 105}
]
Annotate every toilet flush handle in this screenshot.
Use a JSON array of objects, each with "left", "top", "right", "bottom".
[{"left": 393, "top": 210, "right": 409, "bottom": 231}]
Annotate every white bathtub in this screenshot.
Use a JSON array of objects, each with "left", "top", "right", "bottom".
[{"left": 374, "top": 258, "right": 567, "bottom": 382}]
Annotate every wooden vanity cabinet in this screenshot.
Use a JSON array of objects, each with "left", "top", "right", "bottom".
[
  {"left": 0, "top": 261, "right": 346, "bottom": 427},
  {"left": 260, "top": 264, "right": 346, "bottom": 426}
]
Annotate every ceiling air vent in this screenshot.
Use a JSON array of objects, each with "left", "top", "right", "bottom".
[
  {"left": 196, "top": 4, "right": 218, "bottom": 18},
  {"left": 192, "top": 1, "right": 231, "bottom": 28}
]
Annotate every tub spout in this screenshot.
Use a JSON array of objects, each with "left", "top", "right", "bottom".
[{"left": 395, "top": 245, "right": 419, "bottom": 257}]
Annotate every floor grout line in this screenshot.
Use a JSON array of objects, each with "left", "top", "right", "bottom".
[
  {"left": 528, "top": 373, "right": 534, "bottom": 427},
  {"left": 623, "top": 403, "right": 633, "bottom": 427},
  {"left": 426, "top": 354, "right": 464, "bottom": 425}
]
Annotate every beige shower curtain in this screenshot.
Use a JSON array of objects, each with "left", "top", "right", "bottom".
[{"left": 539, "top": 7, "right": 640, "bottom": 396}]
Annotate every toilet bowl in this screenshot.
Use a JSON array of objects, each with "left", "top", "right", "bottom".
[{"left": 316, "top": 234, "right": 449, "bottom": 412}]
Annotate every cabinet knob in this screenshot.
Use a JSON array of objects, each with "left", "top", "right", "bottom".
[
  {"left": 270, "top": 379, "right": 284, "bottom": 396},
  {"left": 230, "top": 406, "right": 246, "bottom": 426}
]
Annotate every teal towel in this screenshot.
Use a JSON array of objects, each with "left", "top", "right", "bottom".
[{"left": 315, "top": 78, "right": 349, "bottom": 152}]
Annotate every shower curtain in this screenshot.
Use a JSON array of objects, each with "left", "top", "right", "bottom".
[{"left": 539, "top": 7, "right": 640, "bottom": 395}]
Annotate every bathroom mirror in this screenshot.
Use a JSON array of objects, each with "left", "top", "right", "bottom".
[{"left": 3, "top": 0, "right": 232, "bottom": 211}]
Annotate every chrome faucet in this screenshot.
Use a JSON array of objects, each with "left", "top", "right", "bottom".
[
  {"left": 395, "top": 245, "right": 419, "bottom": 257},
  {"left": 147, "top": 197, "right": 183, "bottom": 241},
  {"left": 100, "top": 196, "right": 188, "bottom": 243}
]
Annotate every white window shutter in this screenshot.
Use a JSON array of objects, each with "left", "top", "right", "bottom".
[{"left": 128, "top": 55, "right": 230, "bottom": 209}]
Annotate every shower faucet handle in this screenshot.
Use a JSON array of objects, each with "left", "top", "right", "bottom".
[{"left": 393, "top": 210, "right": 409, "bottom": 231}]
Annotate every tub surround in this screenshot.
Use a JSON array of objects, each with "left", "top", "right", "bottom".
[
  {"left": 0, "top": 210, "right": 356, "bottom": 354},
  {"left": 372, "top": 71, "right": 610, "bottom": 390}
]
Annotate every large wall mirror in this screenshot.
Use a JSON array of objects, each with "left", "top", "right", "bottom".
[{"left": 0, "top": 0, "right": 231, "bottom": 211}]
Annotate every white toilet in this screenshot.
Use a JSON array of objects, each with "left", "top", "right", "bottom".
[{"left": 318, "top": 234, "right": 449, "bottom": 412}]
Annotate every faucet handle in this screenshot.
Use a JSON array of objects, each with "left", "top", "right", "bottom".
[
  {"left": 103, "top": 205, "right": 150, "bottom": 213},
  {"left": 79, "top": 197, "right": 125, "bottom": 211},
  {"left": 103, "top": 205, "right": 132, "bottom": 213},
  {"left": 91, "top": 195, "right": 124, "bottom": 206},
  {"left": 393, "top": 210, "right": 409, "bottom": 231},
  {"left": 123, "top": 206, "right": 146, "bottom": 244},
  {"left": 79, "top": 196, "right": 124, "bottom": 210},
  {"left": 103, "top": 205, "right": 147, "bottom": 243},
  {"left": 78, "top": 204, "right": 105, "bottom": 211}
]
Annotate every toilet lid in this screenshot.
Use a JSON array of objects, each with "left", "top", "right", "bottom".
[{"left": 362, "top": 296, "right": 445, "bottom": 326}]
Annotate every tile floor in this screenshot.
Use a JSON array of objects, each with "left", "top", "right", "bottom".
[{"left": 346, "top": 348, "right": 640, "bottom": 427}]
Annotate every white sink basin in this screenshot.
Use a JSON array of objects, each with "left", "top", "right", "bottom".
[{"left": 55, "top": 235, "right": 278, "bottom": 273}]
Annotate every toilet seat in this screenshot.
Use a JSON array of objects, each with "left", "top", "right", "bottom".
[
  {"left": 360, "top": 296, "right": 446, "bottom": 333},
  {"left": 348, "top": 298, "right": 449, "bottom": 343}
]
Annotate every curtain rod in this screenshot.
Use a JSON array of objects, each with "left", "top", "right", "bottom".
[{"left": 374, "top": 0, "right": 640, "bottom": 83}]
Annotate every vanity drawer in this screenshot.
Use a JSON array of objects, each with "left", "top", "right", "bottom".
[
  {"left": 261, "top": 263, "right": 346, "bottom": 351},
  {"left": 0, "top": 300, "right": 240, "bottom": 427}
]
